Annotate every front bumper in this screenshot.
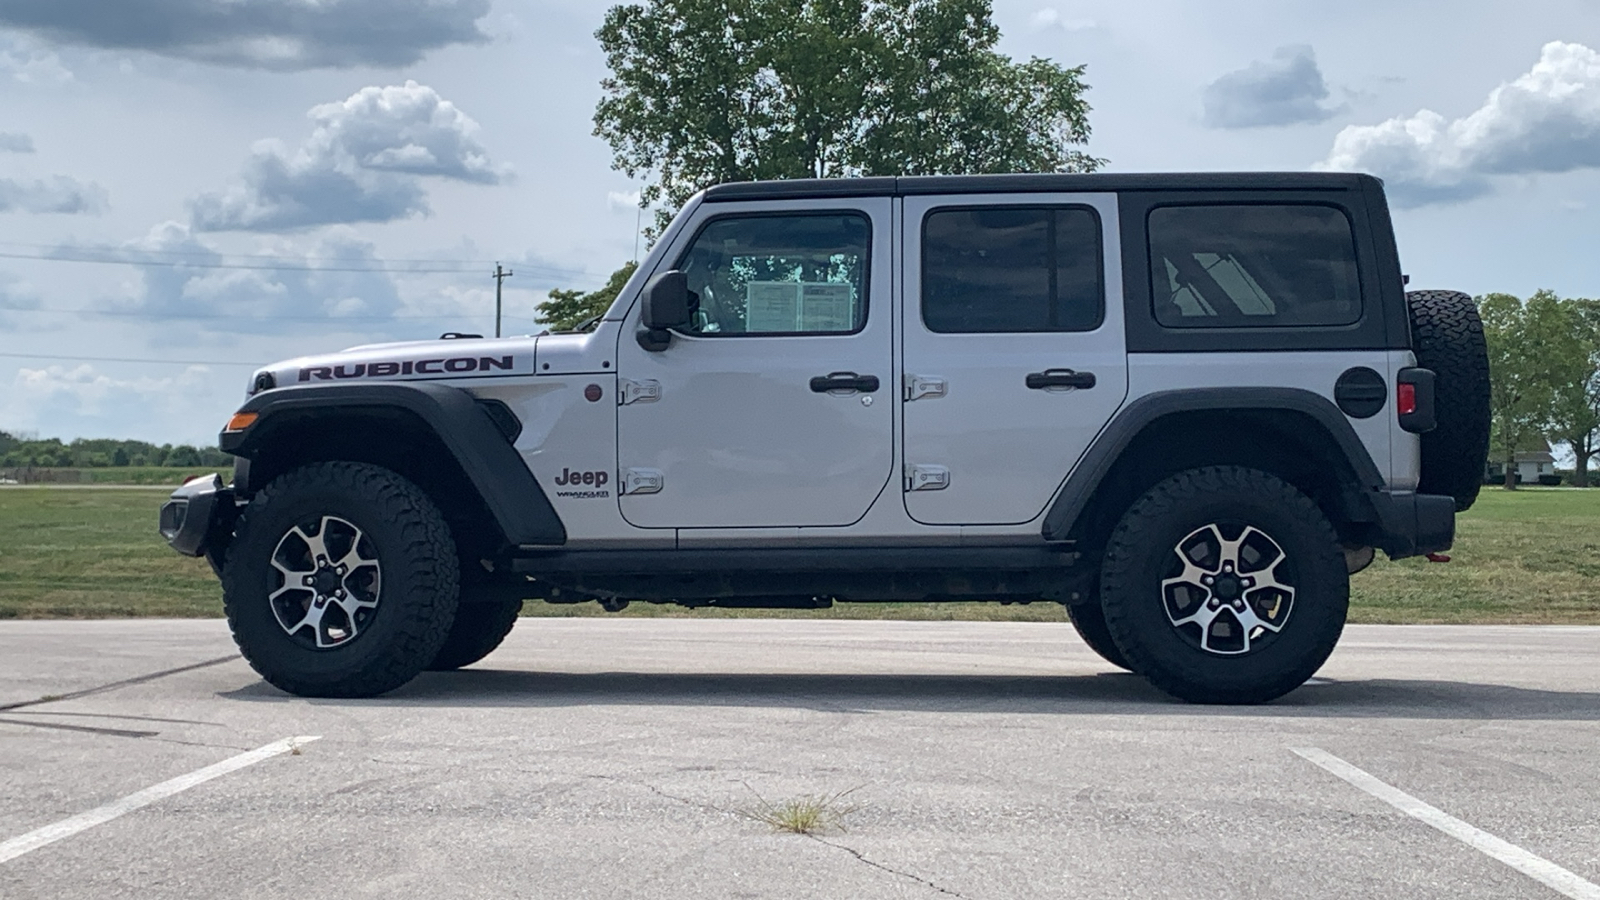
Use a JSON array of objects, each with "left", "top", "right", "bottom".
[
  {"left": 159, "top": 474, "right": 237, "bottom": 571},
  {"left": 1368, "top": 490, "right": 1455, "bottom": 560}
]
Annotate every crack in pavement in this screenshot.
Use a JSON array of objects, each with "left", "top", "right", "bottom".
[
  {"left": 578, "top": 774, "right": 970, "bottom": 898},
  {"left": 806, "top": 834, "right": 973, "bottom": 899},
  {"left": 0, "top": 655, "right": 236, "bottom": 712}
]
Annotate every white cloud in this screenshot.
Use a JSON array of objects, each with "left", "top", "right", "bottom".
[
  {"left": 1029, "top": 8, "right": 1096, "bottom": 31},
  {"left": 0, "top": 175, "right": 108, "bottom": 214},
  {"left": 0, "top": 271, "right": 43, "bottom": 330},
  {"left": 1202, "top": 45, "right": 1339, "bottom": 129},
  {"left": 191, "top": 81, "right": 508, "bottom": 232},
  {"left": 0, "top": 133, "right": 35, "bottom": 153},
  {"left": 1320, "top": 41, "right": 1600, "bottom": 206},
  {"left": 0, "top": 0, "right": 489, "bottom": 71},
  {"left": 0, "top": 362, "right": 232, "bottom": 444},
  {"left": 0, "top": 33, "right": 72, "bottom": 83},
  {"left": 606, "top": 189, "right": 641, "bottom": 211}
]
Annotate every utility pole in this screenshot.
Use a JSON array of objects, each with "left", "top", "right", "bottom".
[{"left": 493, "top": 262, "right": 514, "bottom": 338}]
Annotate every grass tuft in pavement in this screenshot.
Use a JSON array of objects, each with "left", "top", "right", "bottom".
[{"left": 741, "top": 785, "right": 861, "bottom": 835}]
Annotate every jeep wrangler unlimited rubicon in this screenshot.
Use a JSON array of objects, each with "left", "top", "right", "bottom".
[{"left": 160, "top": 172, "right": 1490, "bottom": 704}]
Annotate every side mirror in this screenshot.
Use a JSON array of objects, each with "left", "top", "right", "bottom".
[
  {"left": 642, "top": 270, "right": 691, "bottom": 330},
  {"left": 638, "top": 270, "right": 691, "bottom": 352}
]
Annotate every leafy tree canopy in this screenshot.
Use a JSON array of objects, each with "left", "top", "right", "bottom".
[
  {"left": 1479, "top": 290, "right": 1600, "bottom": 488},
  {"left": 537, "top": 262, "right": 639, "bottom": 332},
  {"left": 594, "top": 0, "right": 1103, "bottom": 230}
]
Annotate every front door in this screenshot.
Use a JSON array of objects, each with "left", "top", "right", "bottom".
[
  {"left": 615, "top": 200, "right": 895, "bottom": 529},
  {"left": 900, "top": 194, "right": 1129, "bottom": 526}
]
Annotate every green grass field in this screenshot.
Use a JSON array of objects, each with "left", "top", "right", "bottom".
[{"left": 1, "top": 485, "right": 1596, "bottom": 623}]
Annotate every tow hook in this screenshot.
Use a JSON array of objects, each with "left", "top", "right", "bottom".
[{"left": 1426, "top": 552, "right": 1451, "bottom": 563}]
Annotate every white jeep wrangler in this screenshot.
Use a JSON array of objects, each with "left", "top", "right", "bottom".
[{"left": 160, "top": 172, "right": 1490, "bottom": 704}]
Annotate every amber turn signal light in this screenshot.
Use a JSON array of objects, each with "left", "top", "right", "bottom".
[{"left": 225, "top": 411, "right": 259, "bottom": 432}]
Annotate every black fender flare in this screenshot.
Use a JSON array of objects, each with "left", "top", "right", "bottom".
[
  {"left": 1040, "top": 387, "right": 1387, "bottom": 541},
  {"left": 222, "top": 382, "right": 566, "bottom": 546}
]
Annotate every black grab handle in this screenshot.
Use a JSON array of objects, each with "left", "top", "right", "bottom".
[
  {"left": 810, "top": 372, "right": 881, "bottom": 394},
  {"left": 1025, "top": 369, "right": 1096, "bottom": 390}
]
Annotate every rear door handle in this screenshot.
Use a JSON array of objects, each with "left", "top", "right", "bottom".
[
  {"left": 810, "top": 371, "right": 881, "bottom": 394},
  {"left": 1025, "top": 369, "right": 1096, "bottom": 391}
]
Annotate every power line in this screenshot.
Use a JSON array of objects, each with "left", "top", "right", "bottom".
[
  {"left": 0, "top": 352, "right": 267, "bottom": 367},
  {"left": 0, "top": 248, "right": 602, "bottom": 280},
  {"left": 0, "top": 303, "right": 543, "bottom": 323},
  {"left": 0, "top": 239, "right": 500, "bottom": 266}
]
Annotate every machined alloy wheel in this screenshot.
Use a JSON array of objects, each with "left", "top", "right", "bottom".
[
  {"left": 1160, "top": 523, "right": 1295, "bottom": 656},
  {"left": 1100, "top": 466, "right": 1347, "bottom": 704},
  {"left": 268, "top": 516, "right": 383, "bottom": 649},
  {"left": 223, "top": 461, "right": 459, "bottom": 698}
]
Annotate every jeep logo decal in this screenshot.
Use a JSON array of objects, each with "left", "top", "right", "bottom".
[
  {"left": 297, "top": 356, "right": 515, "bottom": 382},
  {"left": 553, "top": 468, "right": 609, "bottom": 488}
]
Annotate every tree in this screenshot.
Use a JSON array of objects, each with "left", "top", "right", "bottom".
[
  {"left": 1480, "top": 292, "right": 1562, "bottom": 489},
  {"left": 537, "top": 262, "right": 639, "bottom": 332},
  {"left": 1545, "top": 296, "right": 1600, "bottom": 487},
  {"left": 594, "top": 0, "right": 1103, "bottom": 232}
]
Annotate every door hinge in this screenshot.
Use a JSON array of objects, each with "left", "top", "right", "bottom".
[
  {"left": 621, "top": 467, "right": 664, "bottom": 495},
  {"left": 619, "top": 378, "right": 662, "bottom": 405},
  {"left": 904, "top": 464, "right": 950, "bottom": 492},
  {"left": 903, "top": 374, "right": 947, "bottom": 402}
]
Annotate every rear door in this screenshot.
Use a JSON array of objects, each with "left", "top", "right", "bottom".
[{"left": 899, "top": 193, "right": 1128, "bottom": 526}]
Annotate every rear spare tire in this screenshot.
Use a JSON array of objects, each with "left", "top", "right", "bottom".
[{"left": 1406, "top": 289, "right": 1491, "bottom": 511}]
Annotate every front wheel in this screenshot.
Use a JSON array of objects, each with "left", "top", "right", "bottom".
[
  {"left": 1100, "top": 466, "right": 1348, "bottom": 704},
  {"left": 428, "top": 598, "right": 523, "bottom": 670},
  {"left": 222, "top": 462, "right": 460, "bottom": 698}
]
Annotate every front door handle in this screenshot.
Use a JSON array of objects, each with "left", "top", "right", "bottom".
[
  {"left": 810, "top": 371, "right": 881, "bottom": 394},
  {"left": 1025, "top": 368, "right": 1096, "bottom": 391}
]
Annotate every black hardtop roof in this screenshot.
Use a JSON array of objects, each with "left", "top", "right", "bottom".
[{"left": 703, "top": 171, "right": 1377, "bottom": 202}]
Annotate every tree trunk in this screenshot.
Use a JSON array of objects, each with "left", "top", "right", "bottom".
[{"left": 1504, "top": 457, "right": 1518, "bottom": 490}]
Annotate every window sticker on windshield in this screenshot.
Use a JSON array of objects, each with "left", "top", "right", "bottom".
[
  {"left": 799, "top": 283, "right": 854, "bottom": 331},
  {"left": 744, "top": 281, "right": 855, "bottom": 333},
  {"left": 745, "top": 281, "right": 801, "bottom": 332}
]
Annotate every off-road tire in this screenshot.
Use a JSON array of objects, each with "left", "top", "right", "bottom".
[
  {"left": 1100, "top": 466, "right": 1348, "bottom": 704},
  {"left": 1406, "top": 289, "right": 1491, "bottom": 511},
  {"left": 223, "top": 461, "right": 459, "bottom": 698},
  {"left": 1067, "top": 594, "right": 1133, "bottom": 672},
  {"left": 427, "top": 598, "right": 523, "bottom": 671}
]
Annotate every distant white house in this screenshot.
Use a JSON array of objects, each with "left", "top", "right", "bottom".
[{"left": 1485, "top": 440, "right": 1558, "bottom": 484}]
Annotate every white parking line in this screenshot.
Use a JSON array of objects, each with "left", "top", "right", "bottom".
[
  {"left": 1293, "top": 747, "right": 1600, "bottom": 900},
  {"left": 0, "top": 735, "right": 321, "bottom": 865}
]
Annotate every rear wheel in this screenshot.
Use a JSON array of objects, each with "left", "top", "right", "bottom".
[
  {"left": 223, "top": 462, "right": 459, "bottom": 698},
  {"left": 1066, "top": 595, "right": 1133, "bottom": 672},
  {"left": 428, "top": 598, "right": 523, "bottom": 670},
  {"left": 1100, "top": 466, "right": 1347, "bottom": 704}
]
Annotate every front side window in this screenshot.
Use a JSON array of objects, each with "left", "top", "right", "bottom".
[
  {"left": 1148, "top": 205, "right": 1361, "bottom": 328},
  {"left": 674, "top": 213, "right": 870, "bottom": 335},
  {"left": 922, "top": 206, "right": 1104, "bottom": 333}
]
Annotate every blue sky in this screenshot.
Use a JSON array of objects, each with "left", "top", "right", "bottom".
[{"left": 2, "top": 0, "right": 1599, "bottom": 445}]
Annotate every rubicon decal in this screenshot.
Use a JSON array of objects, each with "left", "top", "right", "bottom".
[
  {"left": 298, "top": 356, "right": 516, "bottom": 382},
  {"left": 552, "top": 467, "right": 611, "bottom": 499}
]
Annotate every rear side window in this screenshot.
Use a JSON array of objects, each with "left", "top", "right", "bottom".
[
  {"left": 922, "top": 206, "right": 1103, "bottom": 333},
  {"left": 1148, "top": 205, "right": 1361, "bottom": 328}
]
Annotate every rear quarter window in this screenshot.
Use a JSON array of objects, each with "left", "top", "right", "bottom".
[{"left": 1148, "top": 205, "right": 1361, "bottom": 328}]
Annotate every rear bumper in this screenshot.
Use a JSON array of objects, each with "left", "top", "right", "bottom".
[
  {"left": 158, "top": 474, "right": 237, "bottom": 572},
  {"left": 1368, "top": 490, "right": 1455, "bottom": 560}
]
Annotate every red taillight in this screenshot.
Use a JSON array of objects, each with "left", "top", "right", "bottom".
[{"left": 1397, "top": 382, "right": 1417, "bottom": 416}]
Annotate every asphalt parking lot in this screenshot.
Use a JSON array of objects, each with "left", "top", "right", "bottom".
[{"left": 2, "top": 619, "right": 1599, "bottom": 900}]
